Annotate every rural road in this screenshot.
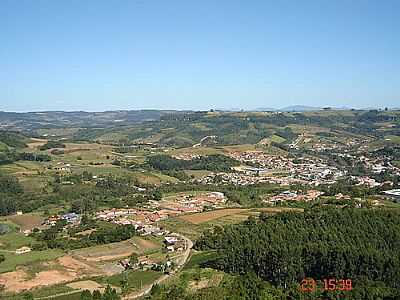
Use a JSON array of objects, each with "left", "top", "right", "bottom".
[{"left": 123, "top": 233, "right": 193, "bottom": 300}]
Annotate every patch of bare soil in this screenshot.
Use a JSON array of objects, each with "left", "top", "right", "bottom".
[
  {"left": 0, "top": 269, "right": 75, "bottom": 292},
  {"left": 26, "top": 138, "right": 48, "bottom": 149},
  {"left": 0, "top": 255, "right": 103, "bottom": 293},
  {"left": 57, "top": 255, "right": 101, "bottom": 275}
]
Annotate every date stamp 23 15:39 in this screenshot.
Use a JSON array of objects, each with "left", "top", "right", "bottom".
[{"left": 300, "top": 278, "right": 353, "bottom": 293}]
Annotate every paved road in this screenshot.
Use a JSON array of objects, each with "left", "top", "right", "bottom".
[{"left": 123, "top": 233, "right": 193, "bottom": 300}]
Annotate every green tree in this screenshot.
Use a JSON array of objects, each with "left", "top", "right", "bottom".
[
  {"left": 102, "top": 285, "right": 120, "bottom": 300},
  {"left": 80, "top": 290, "right": 93, "bottom": 300},
  {"left": 129, "top": 253, "right": 139, "bottom": 267}
]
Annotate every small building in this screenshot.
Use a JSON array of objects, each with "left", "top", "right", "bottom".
[
  {"left": 45, "top": 215, "right": 61, "bottom": 226},
  {"left": 164, "top": 236, "right": 178, "bottom": 245},
  {"left": 15, "top": 246, "right": 31, "bottom": 255},
  {"left": 62, "top": 212, "right": 80, "bottom": 223},
  {"left": 383, "top": 189, "right": 400, "bottom": 202}
]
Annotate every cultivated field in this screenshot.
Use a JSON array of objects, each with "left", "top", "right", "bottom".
[
  {"left": 67, "top": 280, "right": 106, "bottom": 293},
  {"left": 26, "top": 138, "right": 48, "bottom": 149},
  {"left": 5, "top": 213, "right": 44, "bottom": 231},
  {"left": 179, "top": 208, "right": 249, "bottom": 224},
  {"left": 71, "top": 237, "right": 160, "bottom": 262},
  {"left": 179, "top": 207, "right": 304, "bottom": 224}
]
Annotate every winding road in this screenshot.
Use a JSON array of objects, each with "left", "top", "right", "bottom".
[{"left": 123, "top": 233, "right": 193, "bottom": 299}]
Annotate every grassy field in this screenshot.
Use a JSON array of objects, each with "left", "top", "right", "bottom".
[
  {"left": 170, "top": 146, "right": 223, "bottom": 156},
  {"left": 0, "top": 232, "right": 35, "bottom": 250},
  {"left": 18, "top": 175, "right": 50, "bottom": 193},
  {"left": 162, "top": 190, "right": 214, "bottom": 199},
  {"left": 0, "top": 229, "right": 65, "bottom": 273},
  {"left": 177, "top": 207, "right": 303, "bottom": 225},
  {"left": 178, "top": 208, "right": 249, "bottom": 224},
  {"left": 30, "top": 283, "right": 77, "bottom": 298},
  {"left": 183, "top": 251, "right": 219, "bottom": 270},
  {"left": 198, "top": 213, "right": 250, "bottom": 227},
  {"left": 0, "top": 249, "right": 64, "bottom": 273},
  {"left": 4, "top": 213, "right": 44, "bottom": 231},
  {"left": 384, "top": 135, "right": 400, "bottom": 144},
  {"left": 0, "top": 161, "right": 46, "bottom": 175},
  {"left": 269, "top": 134, "right": 286, "bottom": 143},
  {"left": 130, "top": 170, "right": 178, "bottom": 185},
  {"left": 159, "top": 218, "right": 202, "bottom": 240},
  {"left": 0, "top": 141, "right": 9, "bottom": 151},
  {"left": 71, "top": 236, "right": 161, "bottom": 262},
  {"left": 168, "top": 207, "right": 304, "bottom": 238},
  {"left": 184, "top": 170, "right": 213, "bottom": 179},
  {"left": 100, "top": 270, "right": 162, "bottom": 292},
  {"left": 221, "top": 144, "right": 257, "bottom": 152},
  {"left": 51, "top": 292, "right": 82, "bottom": 300}
]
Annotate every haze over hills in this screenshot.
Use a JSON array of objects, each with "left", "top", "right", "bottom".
[{"left": 1, "top": 106, "right": 399, "bottom": 133}]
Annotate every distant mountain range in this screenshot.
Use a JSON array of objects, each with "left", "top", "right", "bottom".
[
  {"left": 254, "top": 105, "right": 332, "bottom": 112},
  {"left": 278, "top": 105, "right": 322, "bottom": 112}
]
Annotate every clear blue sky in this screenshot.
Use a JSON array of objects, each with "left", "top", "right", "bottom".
[{"left": 1, "top": 0, "right": 399, "bottom": 111}]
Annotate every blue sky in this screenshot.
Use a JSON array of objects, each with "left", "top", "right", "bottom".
[{"left": 1, "top": 0, "right": 399, "bottom": 111}]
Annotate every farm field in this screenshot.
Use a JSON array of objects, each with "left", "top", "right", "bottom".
[
  {"left": 0, "top": 249, "right": 65, "bottom": 274},
  {"left": 71, "top": 237, "right": 161, "bottom": 262},
  {"left": 385, "top": 135, "right": 400, "bottom": 144},
  {"left": 178, "top": 208, "right": 249, "bottom": 224},
  {"left": 99, "top": 270, "right": 162, "bottom": 292},
  {"left": 26, "top": 138, "right": 48, "bottom": 149},
  {"left": 0, "top": 161, "right": 45, "bottom": 175},
  {"left": 4, "top": 213, "right": 44, "bottom": 231},
  {"left": 269, "top": 134, "right": 286, "bottom": 143},
  {"left": 0, "top": 232, "right": 36, "bottom": 251},
  {"left": 170, "top": 146, "right": 223, "bottom": 156},
  {"left": 129, "top": 170, "right": 178, "bottom": 185},
  {"left": 67, "top": 280, "right": 106, "bottom": 293},
  {"left": 183, "top": 169, "right": 213, "bottom": 178},
  {"left": 178, "top": 207, "right": 304, "bottom": 225}
]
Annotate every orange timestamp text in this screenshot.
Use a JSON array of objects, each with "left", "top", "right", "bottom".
[{"left": 300, "top": 278, "right": 353, "bottom": 292}]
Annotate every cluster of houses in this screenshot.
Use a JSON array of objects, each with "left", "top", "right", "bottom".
[
  {"left": 164, "top": 235, "right": 187, "bottom": 252},
  {"left": 44, "top": 212, "right": 80, "bottom": 226},
  {"left": 53, "top": 162, "right": 72, "bottom": 172},
  {"left": 293, "top": 160, "right": 345, "bottom": 184},
  {"left": 264, "top": 190, "right": 325, "bottom": 205},
  {"left": 95, "top": 208, "right": 172, "bottom": 236},
  {"left": 118, "top": 234, "right": 186, "bottom": 272},
  {"left": 353, "top": 176, "right": 382, "bottom": 188},
  {"left": 195, "top": 163, "right": 343, "bottom": 187},
  {"left": 228, "top": 151, "right": 293, "bottom": 170},
  {"left": 224, "top": 151, "right": 345, "bottom": 186},
  {"left": 158, "top": 192, "right": 226, "bottom": 213},
  {"left": 95, "top": 192, "right": 227, "bottom": 235},
  {"left": 359, "top": 155, "right": 400, "bottom": 176}
]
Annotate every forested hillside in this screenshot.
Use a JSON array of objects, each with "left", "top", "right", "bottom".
[{"left": 194, "top": 209, "right": 400, "bottom": 298}]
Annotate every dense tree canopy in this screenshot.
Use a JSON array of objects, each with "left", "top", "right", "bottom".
[
  {"left": 147, "top": 154, "right": 239, "bottom": 172},
  {"left": 195, "top": 208, "right": 400, "bottom": 298}
]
